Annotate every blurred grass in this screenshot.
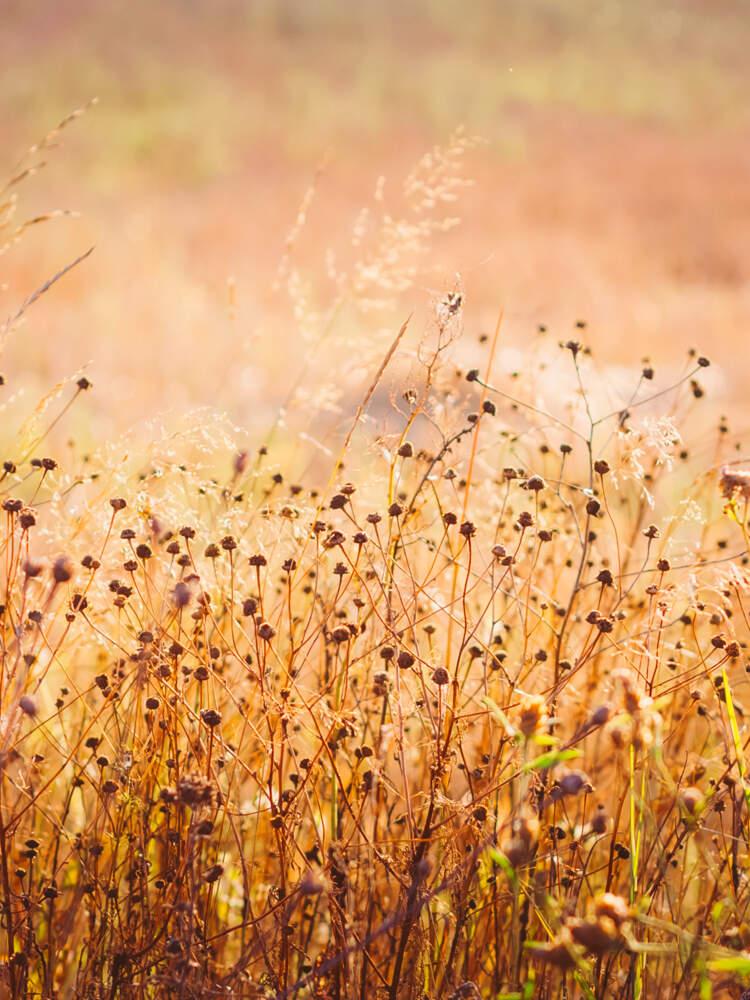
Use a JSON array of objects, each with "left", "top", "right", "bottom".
[
  {"left": 4, "top": 0, "right": 749, "bottom": 186},
  {"left": 2, "top": 0, "right": 748, "bottom": 433}
]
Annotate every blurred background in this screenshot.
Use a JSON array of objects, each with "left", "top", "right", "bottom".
[{"left": 2, "top": 0, "right": 749, "bottom": 441}]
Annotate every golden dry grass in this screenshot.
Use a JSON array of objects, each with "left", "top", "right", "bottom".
[{"left": 3, "top": 5, "right": 750, "bottom": 998}]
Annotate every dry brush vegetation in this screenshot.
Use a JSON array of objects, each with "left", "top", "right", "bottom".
[{"left": 2, "top": 120, "right": 750, "bottom": 1000}]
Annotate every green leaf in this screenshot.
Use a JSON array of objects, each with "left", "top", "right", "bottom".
[
  {"left": 531, "top": 732, "right": 558, "bottom": 746},
  {"left": 523, "top": 748, "right": 582, "bottom": 772},
  {"left": 488, "top": 848, "right": 518, "bottom": 888},
  {"left": 707, "top": 955, "right": 750, "bottom": 975}
]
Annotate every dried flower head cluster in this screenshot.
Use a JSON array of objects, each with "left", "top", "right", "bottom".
[{"left": 2, "top": 125, "right": 750, "bottom": 1000}]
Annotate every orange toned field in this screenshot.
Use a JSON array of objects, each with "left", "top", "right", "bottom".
[
  {"left": 2, "top": 3, "right": 750, "bottom": 998},
  {"left": 2, "top": 1, "right": 749, "bottom": 428}
]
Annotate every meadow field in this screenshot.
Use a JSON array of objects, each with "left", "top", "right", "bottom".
[{"left": 2, "top": 2, "right": 750, "bottom": 997}]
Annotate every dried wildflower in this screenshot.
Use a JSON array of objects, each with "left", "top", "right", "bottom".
[
  {"left": 679, "top": 786, "right": 703, "bottom": 816},
  {"left": 19, "top": 508, "right": 36, "bottom": 530},
  {"left": 590, "top": 805, "right": 609, "bottom": 834},
  {"left": 19, "top": 695, "right": 38, "bottom": 717},
  {"left": 200, "top": 709, "right": 221, "bottom": 728},
  {"left": 595, "top": 893, "right": 631, "bottom": 927},
  {"left": 720, "top": 466, "right": 750, "bottom": 501},
  {"left": 203, "top": 864, "right": 224, "bottom": 884},
  {"left": 518, "top": 693, "right": 547, "bottom": 738},
  {"left": 52, "top": 556, "right": 73, "bottom": 583},
  {"left": 172, "top": 581, "right": 191, "bottom": 608},
  {"left": 550, "top": 769, "right": 593, "bottom": 801},
  {"left": 175, "top": 775, "right": 214, "bottom": 807},
  {"left": 258, "top": 622, "right": 276, "bottom": 641},
  {"left": 568, "top": 916, "right": 620, "bottom": 955}
]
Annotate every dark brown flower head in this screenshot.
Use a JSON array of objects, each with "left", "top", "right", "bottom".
[
  {"left": 19, "top": 695, "right": 38, "bottom": 717},
  {"left": 20, "top": 509, "right": 36, "bottom": 530},
  {"left": 172, "top": 582, "right": 191, "bottom": 608},
  {"left": 23, "top": 560, "right": 43, "bottom": 578},
  {"left": 174, "top": 774, "right": 214, "bottom": 807},
  {"left": 258, "top": 621, "right": 276, "bottom": 641},
  {"left": 203, "top": 863, "right": 224, "bottom": 884},
  {"left": 200, "top": 708, "right": 222, "bottom": 728},
  {"left": 52, "top": 556, "right": 73, "bottom": 584}
]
